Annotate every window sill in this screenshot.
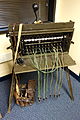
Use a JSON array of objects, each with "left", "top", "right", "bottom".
[{"left": 0, "top": 27, "right": 8, "bottom": 34}]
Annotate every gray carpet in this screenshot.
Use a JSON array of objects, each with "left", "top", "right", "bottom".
[{"left": 0, "top": 71, "right": 80, "bottom": 120}]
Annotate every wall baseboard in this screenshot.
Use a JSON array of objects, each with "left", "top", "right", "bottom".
[
  {"left": 69, "top": 69, "right": 80, "bottom": 82},
  {"left": 0, "top": 74, "right": 12, "bottom": 82},
  {"left": 0, "top": 52, "right": 12, "bottom": 63}
]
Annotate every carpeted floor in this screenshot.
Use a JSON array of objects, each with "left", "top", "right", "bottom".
[{"left": 0, "top": 71, "right": 80, "bottom": 120}]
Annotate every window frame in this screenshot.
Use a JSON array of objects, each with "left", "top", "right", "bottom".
[{"left": 0, "top": 26, "right": 8, "bottom": 34}]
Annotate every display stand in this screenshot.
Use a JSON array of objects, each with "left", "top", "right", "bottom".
[{"left": 7, "top": 21, "right": 75, "bottom": 113}]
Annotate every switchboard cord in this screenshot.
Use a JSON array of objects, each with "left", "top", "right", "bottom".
[
  {"left": 45, "top": 46, "right": 49, "bottom": 99},
  {"left": 48, "top": 46, "right": 56, "bottom": 96},
  {"left": 57, "top": 45, "right": 64, "bottom": 95},
  {"left": 38, "top": 45, "right": 43, "bottom": 100},
  {"left": 51, "top": 44, "right": 62, "bottom": 96},
  {"left": 54, "top": 47, "right": 59, "bottom": 96},
  {"left": 26, "top": 44, "right": 63, "bottom": 99},
  {"left": 42, "top": 46, "right": 48, "bottom": 99},
  {"left": 33, "top": 47, "right": 41, "bottom": 101},
  {"left": 27, "top": 46, "right": 58, "bottom": 74}
]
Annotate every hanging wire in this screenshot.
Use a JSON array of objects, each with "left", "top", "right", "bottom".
[
  {"left": 41, "top": 46, "right": 46, "bottom": 100},
  {"left": 54, "top": 46, "right": 59, "bottom": 97},
  {"left": 26, "top": 38, "right": 63, "bottom": 99},
  {"left": 43, "top": 45, "right": 48, "bottom": 99},
  {"left": 26, "top": 44, "right": 58, "bottom": 74},
  {"left": 33, "top": 46, "right": 41, "bottom": 101},
  {"left": 57, "top": 45, "right": 64, "bottom": 95},
  {"left": 38, "top": 45, "right": 43, "bottom": 100},
  {"left": 45, "top": 45, "right": 49, "bottom": 99},
  {"left": 48, "top": 45, "right": 56, "bottom": 96}
]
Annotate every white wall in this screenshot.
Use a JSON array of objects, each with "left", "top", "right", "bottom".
[
  {"left": 0, "top": 34, "right": 12, "bottom": 77},
  {"left": 0, "top": 0, "right": 80, "bottom": 76},
  {"left": 55, "top": 0, "right": 80, "bottom": 75}
]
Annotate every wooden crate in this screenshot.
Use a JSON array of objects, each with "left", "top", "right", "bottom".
[{"left": 14, "top": 80, "right": 36, "bottom": 107}]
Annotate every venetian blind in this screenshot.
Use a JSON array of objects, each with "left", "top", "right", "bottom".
[{"left": 0, "top": 0, "right": 48, "bottom": 26}]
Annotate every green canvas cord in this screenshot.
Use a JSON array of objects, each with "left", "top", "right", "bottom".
[
  {"left": 44, "top": 46, "right": 48, "bottom": 99},
  {"left": 33, "top": 48, "right": 41, "bottom": 100},
  {"left": 37, "top": 46, "right": 43, "bottom": 100},
  {"left": 43, "top": 73, "right": 46, "bottom": 99},
  {"left": 54, "top": 48, "right": 59, "bottom": 96},
  {"left": 50, "top": 45, "right": 63, "bottom": 96},
  {"left": 38, "top": 70, "right": 41, "bottom": 100},
  {"left": 57, "top": 56, "right": 62, "bottom": 94},
  {"left": 38, "top": 46, "right": 43, "bottom": 99},
  {"left": 46, "top": 72, "right": 48, "bottom": 98},
  {"left": 48, "top": 46, "right": 57, "bottom": 95},
  {"left": 50, "top": 72, "right": 53, "bottom": 96},
  {"left": 26, "top": 44, "right": 63, "bottom": 99},
  {"left": 27, "top": 46, "right": 58, "bottom": 74},
  {"left": 41, "top": 47, "right": 46, "bottom": 99},
  {"left": 57, "top": 46, "right": 64, "bottom": 95}
]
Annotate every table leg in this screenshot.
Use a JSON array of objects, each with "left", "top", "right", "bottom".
[
  {"left": 8, "top": 69, "right": 15, "bottom": 113},
  {"left": 65, "top": 67, "right": 74, "bottom": 100}
]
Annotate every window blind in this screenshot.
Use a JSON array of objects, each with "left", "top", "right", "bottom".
[{"left": 0, "top": 0, "right": 48, "bottom": 27}]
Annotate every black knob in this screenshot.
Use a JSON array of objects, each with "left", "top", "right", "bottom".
[
  {"left": 32, "top": 3, "right": 39, "bottom": 12},
  {"left": 16, "top": 58, "right": 24, "bottom": 65},
  {"left": 32, "top": 3, "right": 39, "bottom": 21}
]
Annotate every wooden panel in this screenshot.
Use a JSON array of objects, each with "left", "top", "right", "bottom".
[
  {"left": 8, "top": 21, "right": 74, "bottom": 36},
  {"left": 14, "top": 52, "right": 76, "bottom": 74},
  {"left": 9, "top": 21, "right": 74, "bottom": 32},
  {"left": 0, "top": 60, "right": 13, "bottom": 77}
]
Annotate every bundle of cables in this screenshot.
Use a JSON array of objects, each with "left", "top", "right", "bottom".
[{"left": 26, "top": 44, "right": 64, "bottom": 101}]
